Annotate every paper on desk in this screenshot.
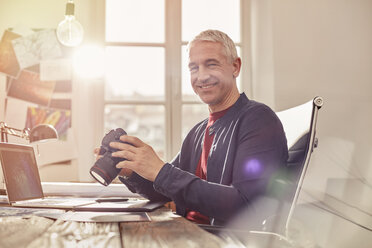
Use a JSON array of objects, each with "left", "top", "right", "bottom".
[
  {"left": 41, "top": 182, "right": 139, "bottom": 198},
  {"left": 0, "top": 206, "right": 65, "bottom": 218},
  {"left": 59, "top": 211, "right": 150, "bottom": 222}
]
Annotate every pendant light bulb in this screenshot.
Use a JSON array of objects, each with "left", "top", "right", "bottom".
[{"left": 56, "top": 0, "right": 84, "bottom": 47}]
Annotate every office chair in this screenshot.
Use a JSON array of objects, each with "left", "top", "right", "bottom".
[
  {"left": 199, "top": 97, "right": 323, "bottom": 247},
  {"left": 249, "top": 96, "right": 324, "bottom": 243}
]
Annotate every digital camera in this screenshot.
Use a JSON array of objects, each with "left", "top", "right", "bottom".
[{"left": 90, "top": 128, "right": 128, "bottom": 186}]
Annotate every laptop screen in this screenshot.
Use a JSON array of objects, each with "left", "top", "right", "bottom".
[{"left": 0, "top": 143, "right": 43, "bottom": 203}]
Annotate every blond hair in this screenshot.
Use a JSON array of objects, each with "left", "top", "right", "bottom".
[{"left": 188, "top": 29, "right": 238, "bottom": 63}]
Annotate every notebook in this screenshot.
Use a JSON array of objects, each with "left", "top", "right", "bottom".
[
  {"left": 0, "top": 143, "right": 96, "bottom": 209},
  {"left": 0, "top": 143, "right": 165, "bottom": 212}
]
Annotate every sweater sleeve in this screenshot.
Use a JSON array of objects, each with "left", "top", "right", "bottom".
[
  {"left": 153, "top": 163, "right": 246, "bottom": 222},
  {"left": 118, "top": 172, "right": 170, "bottom": 202},
  {"left": 117, "top": 126, "right": 196, "bottom": 203}
]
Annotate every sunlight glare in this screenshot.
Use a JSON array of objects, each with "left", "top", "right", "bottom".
[{"left": 73, "top": 45, "right": 105, "bottom": 79}]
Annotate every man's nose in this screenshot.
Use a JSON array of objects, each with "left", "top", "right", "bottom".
[{"left": 197, "top": 67, "right": 210, "bottom": 83}]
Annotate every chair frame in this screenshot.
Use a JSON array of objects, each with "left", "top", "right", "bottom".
[
  {"left": 248, "top": 96, "right": 323, "bottom": 244},
  {"left": 284, "top": 96, "right": 323, "bottom": 231}
]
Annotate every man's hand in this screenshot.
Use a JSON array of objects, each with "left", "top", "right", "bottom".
[
  {"left": 93, "top": 147, "right": 102, "bottom": 161},
  {"left": 110, "top": 135, "right": 165, "bottom": 182}
]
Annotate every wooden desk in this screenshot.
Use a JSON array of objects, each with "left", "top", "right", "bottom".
[{"left": 0, "top": 207, "right": 227, "bottom": 248}]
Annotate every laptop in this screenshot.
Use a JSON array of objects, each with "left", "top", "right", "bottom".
[
  {"left": 0, "top": 143, "right": 95, "bottom": 209},
  {"left": 0, "top": 143, "right": 165, "bottom": 212}
]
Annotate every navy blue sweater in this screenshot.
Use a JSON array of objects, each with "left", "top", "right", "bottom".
[{"left": 120, "top": 93, "right": 288, "bottom": 225}]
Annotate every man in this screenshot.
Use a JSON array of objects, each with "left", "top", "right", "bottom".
[{"left": 108, "top": 30, "right": 288, "bottom": 226}]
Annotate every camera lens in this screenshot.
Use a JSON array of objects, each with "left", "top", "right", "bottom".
[
  {"left": 90, "top": 155, "right": 122, "bottom": 186},
  {"left": 90, "top": 128, "right": 127, "bottom": 186},
  {"left": 90, "top": 170, "right": 107, "bottom": 186}
]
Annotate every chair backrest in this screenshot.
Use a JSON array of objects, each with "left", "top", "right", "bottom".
[
  {"left": 274, "top": 96, "right": 323, "bottom": 230},
  {"left": 200, "top": 97, "right": 323, "bottom": 239}
]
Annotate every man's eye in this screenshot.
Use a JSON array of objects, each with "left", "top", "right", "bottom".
[
  {"left": 189, "top": 67, "right": 198, "bottom": 72},
  {"left": 208, "top": 63, "right": 217, "bottom": 67}
]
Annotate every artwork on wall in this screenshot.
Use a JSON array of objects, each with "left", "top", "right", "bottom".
[
  {"left": 25, "top": 107, "right": 71, "bottom": 141},
  {"left": 7, "top": 70, "right": 55, "bottom": 106},
  {"left": 0, "top": 30, "right": 21, "bottom": 78},
  {"left": 0, "top": 27, "right": 76, "bottom": 165},
  {"left": 11, "top": 29, "right": 62, "bottom": 69}
]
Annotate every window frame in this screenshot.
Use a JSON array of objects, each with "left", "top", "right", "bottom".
[{"left": 101, "top": 0, "right": 252, "bottom": 161}]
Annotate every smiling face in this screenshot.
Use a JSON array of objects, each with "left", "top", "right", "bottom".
[{"left": 188, "top": 41, "right": 241, "bottom": 112}]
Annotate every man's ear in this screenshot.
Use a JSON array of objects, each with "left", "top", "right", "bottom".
[{"left": 232, "top": 57, "right": 242, "bottom": 78}]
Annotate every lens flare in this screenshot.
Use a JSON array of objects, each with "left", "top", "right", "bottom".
[{"left": 244, "top": 159, "right": 262, "bottom": 175}]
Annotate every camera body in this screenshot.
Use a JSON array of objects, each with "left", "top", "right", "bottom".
[{"left": 90, "top": 128, "right": 128, "bottom": 186}]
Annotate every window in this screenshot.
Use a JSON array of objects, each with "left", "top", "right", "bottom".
[{"left": 104, "top": 0, "right": 251, "bottom": 161}]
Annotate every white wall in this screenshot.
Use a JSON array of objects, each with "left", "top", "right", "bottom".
[
  {"left": 252, "top": 0, "right": 372, "bottom": 191},
  {"left": 252, "top": 0, "right": 372, "bottom": 246}
]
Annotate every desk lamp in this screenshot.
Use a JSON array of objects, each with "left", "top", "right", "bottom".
[
  {"left": 0, "top": 121, "right": 58, "bottom": 143},
  {"left": 0, "top": 122, "right": 58, "bottom": 194}
]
